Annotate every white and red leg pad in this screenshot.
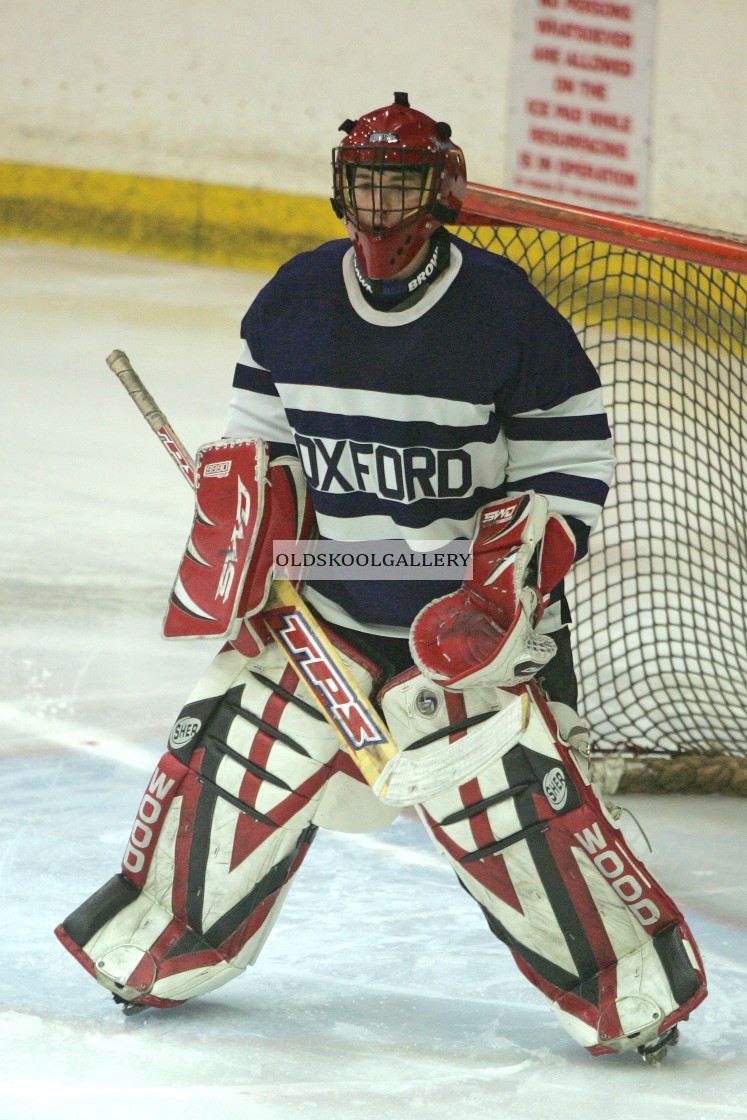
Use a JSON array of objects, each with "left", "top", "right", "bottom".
[
  {"left": 55, "top": 638, "right": 397, "bottom": 1008},
  {"left": 380, "top": 673, "right": 707, "bottom": 1054}
]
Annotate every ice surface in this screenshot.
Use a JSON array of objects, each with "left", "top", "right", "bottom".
[{"left": 2, "top": 242, "right": 746, "bottom": 1120}]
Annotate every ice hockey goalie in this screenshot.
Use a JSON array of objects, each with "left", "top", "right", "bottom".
[
  {"left": 56, "top": 654, "right": 706, "bottom": 1057},
  {"left": 55, "top": 445, "right": 706, "bottom": 1059}
]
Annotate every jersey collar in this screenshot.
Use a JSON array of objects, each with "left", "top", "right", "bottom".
[{"left": 342, "top": 241, "right": 463, "bottom": 327}]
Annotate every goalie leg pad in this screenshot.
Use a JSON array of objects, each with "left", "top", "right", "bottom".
[
  {"left": 56, "top": 640, "right": 397, "bottom": 1008},
  {"left": 384, "top": 677, "right": 707, "bottom": 1054}
]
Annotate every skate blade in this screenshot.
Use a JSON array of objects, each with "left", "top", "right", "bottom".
[
  {"left": 638, "top": 1025, "right": 680, "bottom": 1063},
  {"left": 112, "top": 993, "right": 150, "bottom": 1017}
]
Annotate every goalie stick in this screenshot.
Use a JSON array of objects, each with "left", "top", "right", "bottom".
[{"left": 105, "top": 349, "right": 529, "bottom": 805}]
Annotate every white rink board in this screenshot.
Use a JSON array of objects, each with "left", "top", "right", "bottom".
[
  {"left": 1, "top": 242, "right": 746, "bottom": 1120},
  {"left": 1, "top": 0, "right": 747, "bottom": 231}
]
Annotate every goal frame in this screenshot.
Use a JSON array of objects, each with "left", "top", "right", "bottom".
[
  {"left": 460, "top": 183, "right": 747, "bottom": 275},
  {"left": 455, "top": 183, "right": 747, "bottom": 797}
]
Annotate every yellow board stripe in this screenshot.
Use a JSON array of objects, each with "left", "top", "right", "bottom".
[
  {"left": 0, "top": 161, "right": 342, "bottom": 272},
  {"left": 4, "top": 161, "right": 745, "bottom": 357}
]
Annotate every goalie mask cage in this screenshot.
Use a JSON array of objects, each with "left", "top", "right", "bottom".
[{"left": 454, "top": 185, "right": 747, "bottom": 797}]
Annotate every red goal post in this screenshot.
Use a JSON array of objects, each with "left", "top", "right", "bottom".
[
  {"left": 460, "top": 183, "right": 747, "bottom": 272},
  {"left": 453, "top": 184, "right": 747, "bottom": 797}
]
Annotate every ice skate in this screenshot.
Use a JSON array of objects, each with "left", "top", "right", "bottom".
[
  {"left": 638, "top": 1025, "right": 680, "bottom": 1064},
  {"left": 112, "top": 993, "right": 150, "bottom": 1018}
]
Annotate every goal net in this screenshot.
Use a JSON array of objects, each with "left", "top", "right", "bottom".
[{"left": 454, "top": 185, "right": 747, "bottom": 796}]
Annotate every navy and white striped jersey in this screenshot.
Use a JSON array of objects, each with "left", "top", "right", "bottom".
[{"left": 225, "top": 234, "right": 615, "bottom": 638}]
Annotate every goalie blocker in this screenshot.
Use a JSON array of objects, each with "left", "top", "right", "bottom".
[
  {"left": 56, "top": 636, "right": 706, "bottom": 1055},
  {"left": 162, "top": 438, "right": 313, "bottom": 658}
]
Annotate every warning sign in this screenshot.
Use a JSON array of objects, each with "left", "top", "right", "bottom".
[{"left": 506, "top": 0, "right": 656, "bottom": 212}]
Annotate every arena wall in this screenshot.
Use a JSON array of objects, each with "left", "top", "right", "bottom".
[{"left": 1, "top": 0, "right": 744, "bottom": 271}]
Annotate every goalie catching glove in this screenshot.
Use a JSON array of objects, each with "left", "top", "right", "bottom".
[
  {"left": 163, "top": 438, "right": 312, "bottom": 657},
  {"left": 410, "top": 492, "right": 576, "bottom": 690}
]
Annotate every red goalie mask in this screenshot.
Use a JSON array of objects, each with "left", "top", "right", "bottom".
[{"left": 332, "top": 92, "right": 467, "bottom": 279}]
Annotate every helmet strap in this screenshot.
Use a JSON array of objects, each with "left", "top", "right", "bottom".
[{"left": 353, "top": 229, "right": 451, "bottom": 309}]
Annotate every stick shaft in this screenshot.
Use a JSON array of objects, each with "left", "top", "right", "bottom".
[{"left": 107, "top": 350, "right": 195, "bottom": 485}]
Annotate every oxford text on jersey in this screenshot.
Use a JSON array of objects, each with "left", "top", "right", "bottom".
[{"left": 295, "top": 435, "right": 472, "bottom": 501}]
